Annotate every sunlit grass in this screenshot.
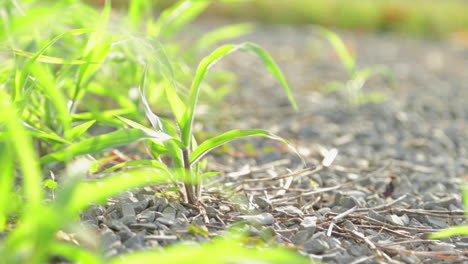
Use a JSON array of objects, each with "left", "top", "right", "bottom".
[
  {"left": 0, "top": 0, "right": 308, "bottom": 263},
  {"left": 2, "top": 0, "right": 465, "bottom": 263}
]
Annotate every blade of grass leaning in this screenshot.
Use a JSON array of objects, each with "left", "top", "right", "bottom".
[
  {"left": 180, "top": 44, "right": 238, "bottom": 147},
  {"left": 27, "top": 131, "right": 70, "bottom": 144},
  {"left": 13, "top": 49, "right": 89, "bottom": 64},
  {"left": 181, "top": 42, "right": 298, "bottom": 147},
  {"left": 71, "top": 1, "right": 111, "bottom": 108},
  {"left": 72, "top": 41, "right": 111, "bottom": 106},
  {"left": 0, "top": 142, "right": 14, "bottom": 230},
  {"left": 153, "top": 43, "right": 187, "bottom": 123},
  {"left": 83, "top": 0, "right": 110, "bottom": 56},
  {"left": 195, "top": 23, "right": 254, "bottom": 51},
  {"left": 430, "top": 226, "right": 468, "bottom": 239},
  {"left": 190, "top": 129, "right": 305, "bottom": 166},
  {"left": 13, "top": 28, "right": 93, "bottom": 101},
  {"left": 139, "top": 65, "right": 163, "bottom": 130},
  {"left": 238, "top": 42, "right": 298, "bottom": 110},
  {"left": 23, "top": 122, "right": 71, "bottom": 144},
  {"left": 115, "top": 115, "right": 175, "bottom": 144},
  {"left": 0, "top": 90, "right": 43, "bottom": 205},
  {"left": 64, "top": 120, "right": 96, "bottom": 141},
  {"left": 317, "top": 26, "right": 356, "bottom": 75},
  {"left": 40, "top": 128, "right": 159, "bottom": 163},
  {"left": 72, "top": 108, "right": 134, "bottom": 123},
  {"left": 164, "top": 80, "right": 187, "bottom": 124},
  {"left": 30, "top": 63, "right": 72, "bottom": 133}
]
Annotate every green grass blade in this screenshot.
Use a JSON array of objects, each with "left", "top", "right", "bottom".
[
  {"left": 0, "top": 142, "right": 14, "bottom": 230},
  {"left": 13, "top": 49, "right": 90, "bottom": 64},
  {"left": 30, "top": 63, "right": 72, "bottom": 133},
  {"left": 181, "top": 42, "right": 298, "bottom": 147},
  {"left": 164, "top": 80, "right": 187, "bottom": 124},
  {"left": 195, "top": 23, "right": 254, "bottom": 51},
  {"left": 40, "top": 129, "right": 152, "bottom": 163},
  {"left": 13, "top": 28, "right": 93, "bottom": 101},
  {"left": 139, "top": 65, "right": 163, "bottom": 130},
  {"left": 83, "top": 0, "right": 110, "bottom": 55},
  {"left": 72, "top": 108, "right": 134, "bottom": 123},
  {"left": 0, "top": 90, "right": 43, "bottom": 205},
  {"left": 238, "top": 42, "right": 298, "bottom": 110},
  {"left": 72, "top": 1, "right": 111, "bottom": 107},
  {"left": 137, "top": 40, "right": 186, "bottom": 123},
  {"left": 190, "top": 129, "right": 305, "bottom": 166},
  {"left": 27, "top": 28, "right": 94, "bottom": 61},
  {"left": 68, "top": 168, "right": 168, "bottom": 214},
  {"left": 144, "top": 38, "right": 186, "bottom": 125},
  {"left": 181, "top": 44, "right": 238, "bottom": 146},
  {"left": 316, "top": 26, "right": 356, "bottom": 75},
  {"left": 116, "top": 115, "right": 175, "bottom": 143},
  {"left": 64, "top": 120, "right": 96, "bottom": 141},
  {"left": 27, "top": 130, "right": 71, "bottom": 145},
  {"left": 430, "top": 226, "right": 468, "bottom": 239},
  {"left": 72, "top": 41, "right": 111, "bottom": 104}
]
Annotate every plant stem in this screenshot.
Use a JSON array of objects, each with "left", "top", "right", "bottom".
[{"left": 183, "top": 148, "right": 198, "bottom": 205}]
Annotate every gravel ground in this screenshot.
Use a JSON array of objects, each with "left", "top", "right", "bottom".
[{"left": 81, "top": 22, "right": 468, "bottom": 263}]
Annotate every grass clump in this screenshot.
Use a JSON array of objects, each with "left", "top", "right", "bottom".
[
  {"left": 0, "top": 0, "right": 308, "bottom": 263},
  {"left": 315, "top": 26, "right": 393, "bottom": 105}
]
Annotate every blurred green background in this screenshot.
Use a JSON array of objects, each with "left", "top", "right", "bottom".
[{"left": 87, "top": 0, "right": 468, "bottom": 39}]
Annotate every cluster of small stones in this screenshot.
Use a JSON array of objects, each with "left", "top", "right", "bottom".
[{"left": 81, "top": 177, "right": 467, "bottom": 263}]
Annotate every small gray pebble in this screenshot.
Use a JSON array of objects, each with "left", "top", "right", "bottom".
[
  {"left": 428, "top": 242, "right": 456, "bottom": 252},
  {"left": 425, "top": 216, "right": 449, "bottom": 229},
  {"left": 121, "top": 215, "right": 137, "bottom": 226},
  {"left": 342, "top": 220, "right": 357, "bottom": 231},
  {"left": 132, "top": 200, "right": 149, "bottom": 213},
  {"left": 236, "top": 213, "right": 275, "bottom": 225},
  {"left": 275, "top": 205, "right": 304, "bottom": 216},
  {"left": 300, "top": 216, "right": 317, "bottom": 233},
  {"left": 303, "top": 238, "right": 330, "bottom": 254},
  {"left": 368, "top": 210, "right": 386, "bottom": 222},
  {"left": 253, "top": 197, "right": 272, "bottom": 210},
  {"left": 124, "top": 234, "right": 145, "bottom": 249},
  {"left": 120, "top": 203, "right": 136, "bottom": 217},
  {"left": 153, "top": 197, "right": 169, "bottom": 212},
  {"left": 129, "top": 223, "right": 158, "bottom": 231},
  {"left": 385, "top": 214, "right": 409, "bottom": 226},
  {"left": 291, "top": 230, "right": 312, "bottom": 245},
  {"left": 138, "top": 210, "right": 156, "bottom": 223},
  {"left": 156, "top": 216, "right": 177, "bottom": 227}
]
